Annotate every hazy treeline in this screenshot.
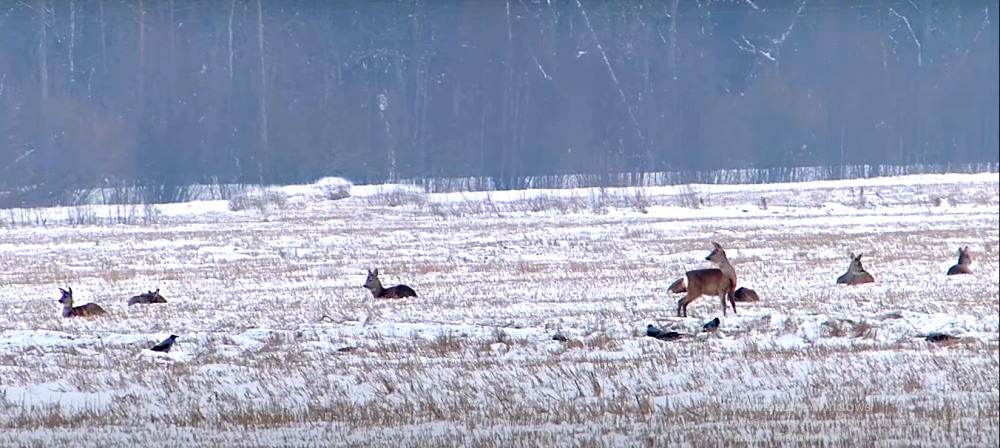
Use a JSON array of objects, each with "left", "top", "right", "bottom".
[{"left": 0, "top": 0, "right": 997, "bottom": 205}]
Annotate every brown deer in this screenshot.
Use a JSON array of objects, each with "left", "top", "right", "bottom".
[
  {"left": 669, "top": 280, "right": 761, "bottom": 303},
  {"left": 363, "top": 268, "right": 418, "bottom": 299},
  {"left": 733, "top": 287, "right": 760, "bottom": 302},
  {"left": 946, "top": 246, "right": 973, "bottom": 276},
  {"left": 675, "top": 242, "right": 739, "bottom": 318},
  {"left": 128, "top": 288, "right": 167, "bottom": 306},
  {"left": 58, "top": 287, "right": 108, "bottom": 318},
  {"left": 836, "top": 253, "right": 875, "bottom": 285}
]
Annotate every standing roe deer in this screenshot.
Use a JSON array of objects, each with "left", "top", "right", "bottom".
[
  {"left": 836, "top": 253, "right": 875, "bottom": 285},
  {"left": 363, "top": 268, "right": 418, "bottom": 299},
  {"left": 946, "top": 246, "right": 973, "bottom": 275},
  {"left": 58, "top": 287, "right": 108, "bottom": 318},
  {"left": 669, "top": 280, "right": 760, "bottom": 303},
  {"left": 675, "top": 242, "right": 739, "bottom": 318},
  {"left": 128, "top": 288, "right": 167, "bottom": 306}
]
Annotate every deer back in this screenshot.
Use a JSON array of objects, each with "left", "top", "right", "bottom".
[
  {"left": 65, "top": 303, "right": 107, "bottom": 318},
  {"left": 684, "top": 268, "right": 734, "bottom": 297},
  {"left": 381, "top": 284, "right": 418, "bottom": 299},
  {"left": 734, "top": 287, "right": 760, "bottom": 302}
]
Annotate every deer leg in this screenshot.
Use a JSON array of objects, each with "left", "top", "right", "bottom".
[
  {"left": 727, "top": 289, "right": 738, "bottom": 316},
  {"left": 677, "top": 294, "right": 697, "bottom": 318}
]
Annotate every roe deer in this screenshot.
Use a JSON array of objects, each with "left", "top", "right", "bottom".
[
  {"left": 128, "top": 288, "right": 167, "bottom": 306},
  {"left": 668, "top": 279, "right": 759, "bottom": 303},
  {"left": 675, "top": 242, "right": 738, "bottom": 318},
  {"left": 363, "top": 268, "right": 418, "bottom": 299},
  {"left": 58, "top": 287, "right": 108, "bottom": 318},
  {"left": 946, "top": 246, "right": 973, "bottom": 275},
  {"left": 733, "top": 287, "right": 760, "bottom": 302},
  {"left": 836, "top": 253, "right": 875, "bottom": 285}
]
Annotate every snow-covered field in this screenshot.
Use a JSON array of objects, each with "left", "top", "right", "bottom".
[{"left": 1, "top": 173, "right": 998, "bottom": 447}]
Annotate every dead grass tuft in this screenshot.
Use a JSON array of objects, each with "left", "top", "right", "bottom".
[
  {"left": 364, "top": 188, "right": 427, "bottom": 208},
  {"left": 228, "top": 190, "right": 289, "bottom": 212}
]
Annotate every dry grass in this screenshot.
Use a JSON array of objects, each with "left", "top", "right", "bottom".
[
  {"left": 228, "top": 190, "right": 290, "bottom": 212},
  {"left": 0, "top": 176, "right": 998, "bottom": 447}
]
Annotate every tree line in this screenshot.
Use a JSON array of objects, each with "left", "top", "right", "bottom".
[{"left": 0, "top": 0, "right": 997, "bottom": 206}]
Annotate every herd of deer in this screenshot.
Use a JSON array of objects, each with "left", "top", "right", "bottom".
[
  {"left": 662, "top": 242, "right": 975, "bottom": 319},
  {"left": 56, "top": 244, "right": 976, "bottom": 324}
]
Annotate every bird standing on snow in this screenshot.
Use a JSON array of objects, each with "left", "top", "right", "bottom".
[
  {"left": 150, "top": 335, "right": 179, "bottom": 353},
  {"left": 702, "top": 317, "right": 720, "bottom": 333}
]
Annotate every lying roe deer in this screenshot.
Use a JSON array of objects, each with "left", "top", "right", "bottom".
[
  {"left": 58, "top": 287, "right": 108, "bottom": 318},
  {"left": 946, "top": 246, "right": 973, "bottom": 275},
  {"left": 675, "top": 242, "right": 738, "bottom": 318},
  {"left": 128, "top": 288, "right": 167, "bottom": 306},
  {"left": 733, "top": 287, "right": 760, "bottom": 302},
  {"left": 363, "top": 268, "right": 418, "bottom": 299},
  {"left": 836, "top": 253, "right": 875, "bottom": 285}
]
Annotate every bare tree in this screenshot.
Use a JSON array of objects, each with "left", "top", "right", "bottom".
[{"left": 257, "top": 0, "right": 269, "bottom": 182}]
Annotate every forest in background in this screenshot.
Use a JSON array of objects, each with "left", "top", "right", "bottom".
[{"left": 0, "top": 0, "right": 997, "bottom": 206}]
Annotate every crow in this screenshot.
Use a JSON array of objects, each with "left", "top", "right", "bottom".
[
  {"left": 654, "top": 331, "right": 683, "bottom": 341},
  {"left": 646, "top": 324, "right": 662, "bottom": 337},
  {"left": 150, "top": 335, "right": 179, "bottom": 353},
  {"left": 925, "top": 333, "right": 958, "bottom": 344},
  {"left": 702, "top": 317, "right": 720, "bottom": 333}
]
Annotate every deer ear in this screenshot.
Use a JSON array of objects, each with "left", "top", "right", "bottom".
[
  {"left": 372, "top": 268, "right": 379, "bottom": 276},
  {"left": 711, "top": 242, "right": 722, "bottom": 249}
]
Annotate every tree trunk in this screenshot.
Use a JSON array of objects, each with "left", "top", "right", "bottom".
[
  {"left": 666, "top": 0, "right": 680, "bottom": 169},
  {"left": 99, "top": 0, "right": 108, "bottom": 79},
  {"left": 228, "top": 0, "right": 235, "bottom": 81},
  {"left": 68, "top": 0, "right": 76, "bottom": 93},
  {"left": 37, "top": 0, "right": 49, "bottom": 182},
  {"left": 169, "top": 0, "right": 176, "bottom": 106},
  {"left": 138, "top": 0, "right": 146, "bottom": 116},
  {"left": 257, "top": 0, "right": 269, "bottom": 182}
]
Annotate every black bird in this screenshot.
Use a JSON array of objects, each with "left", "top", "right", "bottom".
[
  {"left": 654, "top": 331, "right": 683, "bottom": 341},
  {"left": 925, "top": 333, "right": 958, "bottom": 344},
  {"left": 702, "top": 317, "right": 720, "bottom": 333},
  {"left": 646, "top": 325, "right": 661, "bottom": 337},
  {"left": 150, "top": 335, "right": 178, "bottom": 353},
  {"left": 552, "top": 332, "right": 568, "bottom": 342}
]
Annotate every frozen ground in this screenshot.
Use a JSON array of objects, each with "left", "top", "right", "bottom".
[{"left": 0, "top": 173, "right": 998, "bottom": 447}]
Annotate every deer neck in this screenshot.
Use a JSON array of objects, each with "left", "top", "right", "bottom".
[
  {"left": 717, "top": 258, "right": 737, "bottom": 279},
  {"left": 368, "top": 280, "right": 384, "bottom": 297},
  {"left": 61, "top": 304, "right": 75, "bottom": 317}
]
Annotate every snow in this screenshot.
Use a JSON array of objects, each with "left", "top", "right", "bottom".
[{"left": 0, "top": 172, "right": 998, "bottom": 447}]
